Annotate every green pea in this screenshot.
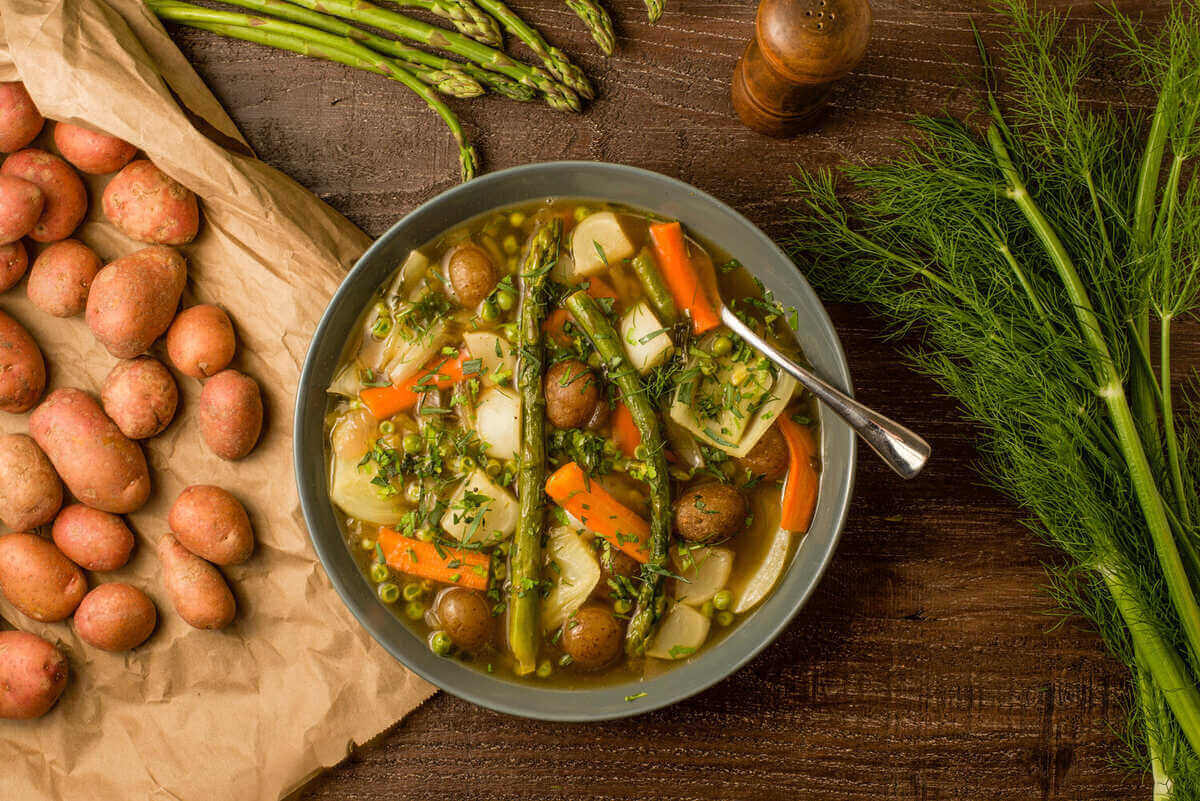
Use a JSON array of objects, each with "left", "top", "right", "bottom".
[
  {"left": 573, "top": 206, "right": 590, "bottom": 222},
  {"left": 506, "top": 256, "right": 518, "bottom": 274},
  {"left": 369, "top": 562, "right": 389, "bottom": 583},
  {"left": 535, "top": 659, "right": 553, "bottom": 678},
  {"left": 379, "top": 420, "right": 396, "bottom": 435},
  {"left": 709, "top": 334, "right": 732, "bottom": 357},
  {"left": 402, "top": 582, "right": 423, "bottom": 602},
  {"left": 614, "top": 598, "right": 632, "bottom": 615},
  {"left": 508, "top": 211, "right": 526, "bottom": 228},
  {"left": 377, "top": 582, "right": 400, "bottom": 603},
  {"left": 359, "top": 537, "right": 377, "bottom": 552},
  {"left": 699, "top": 600, "right": 715, "bottom": 619},
  {"left": 406, "top": 601, "right": 426, "bottom": 621},
  {"left": 430, "top": 631, "right": 453, "bottom": 656},
  {"left": 481, "top": 300, "right": 499, "bottom": 322},
  {"left": 716, "top": 610, "right": 735, "bottom": 627},
  {"left": 416, "top": 528, "right": 435, "bottom": 543},
  {"left": 502, "top": 234, "right": 519, "bottom": 255},
  {"left": 485, "top": 458, "right": 503, "bottom": 477},
  {"left": 402, "top": 433, "right": 423, "bottom": 454},
  {"left": 712, "top": 590, "right": 733, "bottom": 611},
  {"left": 495, "top": 288, "right": 516, "bottom": 311}
]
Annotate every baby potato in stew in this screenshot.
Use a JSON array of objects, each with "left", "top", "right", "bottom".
[{"left": 325, "top": 200, "right": 820, "bottom": 686}]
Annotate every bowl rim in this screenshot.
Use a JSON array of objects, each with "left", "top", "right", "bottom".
[{"left": 294, "top": 161, "right": 856, "bottom": 721}]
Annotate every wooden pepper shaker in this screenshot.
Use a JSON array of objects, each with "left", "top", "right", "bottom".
[{"left": 731, "top": 0, "right": 872, "bottom": 137}]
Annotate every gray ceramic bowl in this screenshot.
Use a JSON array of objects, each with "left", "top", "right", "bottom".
[{"left": 294, "top": 161, "right": 856, "bottom": 721}]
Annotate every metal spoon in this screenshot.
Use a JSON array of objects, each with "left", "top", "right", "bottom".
[
  {"left": 720, "top": 307, "right": 930, "bottom": 479},
  {"left": 688, "top": 246, "right": 930, "bottom": 478}
]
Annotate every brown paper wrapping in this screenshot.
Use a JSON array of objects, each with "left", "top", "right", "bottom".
[{"left": 0, "top": 1, "right": 435, "bottom": 799}]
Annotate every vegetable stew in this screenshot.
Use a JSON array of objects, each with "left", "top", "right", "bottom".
[{"left": 324, "top": 199, "right": 820, "bottom": 686}]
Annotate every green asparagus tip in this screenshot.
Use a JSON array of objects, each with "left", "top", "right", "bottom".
[{"left": 459, "top": 144, "right": 479, "bottom": 182}]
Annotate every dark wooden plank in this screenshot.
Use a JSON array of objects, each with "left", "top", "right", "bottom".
[{"left": 167, "top": 1, "right": 1174, "bottom": 798}]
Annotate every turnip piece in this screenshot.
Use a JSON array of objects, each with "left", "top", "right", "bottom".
[
  {"left": 463, "top": 330, "right": 516, "bottom": 388},
  {"left": 671, "top": 545, "right": 734, "bottom": 606},
  {"left": 620, "top": 300, "right": 674, "bottom": 374},
  {"left": 646, "top": 602, "right": 711, "bottom": 660},
  {"left": 440, "top": 469, "right": 519, "bottom": 545},
  {"left": 474, "top": 386, "right": 520, "bottom": 459},
  {"left": 570, "top": 211, "right": 635, "bottom": 278}
]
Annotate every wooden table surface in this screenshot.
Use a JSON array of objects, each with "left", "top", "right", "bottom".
[{"left": 169, "top": 1, "right": 1172, "bottom": 798}]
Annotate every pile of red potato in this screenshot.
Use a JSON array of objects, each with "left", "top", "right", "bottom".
[{"left": 0, "top": 81, "right": 264, "bottom": 721}]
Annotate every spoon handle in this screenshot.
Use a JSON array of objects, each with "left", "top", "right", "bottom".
[{"left": 720, "top": 308, "right": 931, "bottom": 479}]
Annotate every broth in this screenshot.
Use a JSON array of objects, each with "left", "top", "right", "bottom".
[{"left": 324, "top": 198, "right": 819, "bottom": 687}]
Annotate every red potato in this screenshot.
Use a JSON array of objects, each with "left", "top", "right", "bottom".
[
  {"left": 0, "top": 174, "right": 43, "bottom": 244},
  {"left": 0, "top": 309, "right": 45, "bottom": 413},
  {"left": 73, "top": 583, "right": 156, "bottom": 651},
  {"left": 0, "top": 240, "right": 27, "bottom": 292},
  {"left": 157, "top": 533, "right": 236, "bottom": 630},
  {"left": 166, "top": 304, "right": 236, "bottom": 379},
  {"left": 51, "top": 505, "right": 134, "bottom": 572},
  {"left": 169, "top": 485, "right": 254, "bottom": 566},
  {"left": 86, "top": 245, "right": 187, "bottom": 358},
  {"left": 101, "top": 356, "right": 178, "bottom": 440},
  {"left": 30, "top": 388, "right": 151, "bottom": 514},
  {"left": 0, "top": 434, "right": 62, "bottom": 531},
  {"left": 0, "top": 532, "right": 86, "bottom": 622},
  {"left": 102, "top": 160, "right": 198, "bottom": 245},
  {"left": 26, "top": 239, "right": 100, "bottom": 317},
  {"left": 198, "top": 370, "right": 263, "bottom": 460},
  {"left": 0, "top": 631, "right": 67, "bottom": 719},
  {"left": 0, "top": 149, "right": 86, "bottom": 242},
  {"left": 52, "top": 122, "right": 136, "bottom": 175},
  {"left": 0, "top": 83, "right": 44, "bottom": 153}
]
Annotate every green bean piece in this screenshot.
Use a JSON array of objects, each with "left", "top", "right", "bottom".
[
  {"left": 506, "top": 219, "right": 562, "bottom": 676},
  {"left": 629, "top": 246, "right": 678, "bottom": 325},
  {"left": 563, "top": 290, "right": 672, "bottom": 656}
]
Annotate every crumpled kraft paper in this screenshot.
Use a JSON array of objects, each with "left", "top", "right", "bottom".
[{"left": 0, "top": 1, "right": 435, "bottom": 799}]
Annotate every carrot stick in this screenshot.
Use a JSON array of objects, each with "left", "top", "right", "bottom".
[
  {"left": 541, "top": 279, "right": 618, "bottom": 347},
  {"left": 360, "top": 353, "right": 468, "bottom": 419},
  {"left": 611, "top": 400, "right": 641, "bottom": 458},
  {"left": 648, "top": 221, "right": 721, "bottom": 334},
  {"left": 583, "top": 275, "right": 618, "bottom": 301},
  {"left": 377, "top": 528, "right": 490, "bottom": 590},
  {"left": 777, "top": 416, "right": 819, "bottom": 532},
  {"left": 542, "top": 308, "right": 573, "bottom": 346},
  {"left": 545, "top": 461, "right": 651, "bottom": 563}
]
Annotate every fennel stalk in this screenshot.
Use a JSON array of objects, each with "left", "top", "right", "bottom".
[{"left": 786, "top": 0, "right": 1200, "bottom": 794}]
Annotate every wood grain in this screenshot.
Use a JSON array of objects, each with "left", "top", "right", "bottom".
[{"left": 165, "top": 1, "right": 1174, "bottom": 798}]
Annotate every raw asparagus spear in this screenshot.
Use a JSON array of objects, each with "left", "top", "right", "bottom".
[
  {"left": 151, "top": 2, "right": 478, "bottom": 181},
  {"left": 281, "top": 0, "right": 581, "bottom": 111},
  {"left": 507, "top": 219, "right": 561, "bottom": 675},
  {"left": 392, "top": 0, "right": 502, "bottom": 47},
  {"left": 473, "top": 0, "right": 594, "bottom": 99},
  {"left": 215, "top": 0, "right": 535, "bottom": 100},
  {"left": 564, "top": 0, "right": 614, "bottom": 56},
  {"left": 563, "top": 290, "right": 671, "bottom": 656}
]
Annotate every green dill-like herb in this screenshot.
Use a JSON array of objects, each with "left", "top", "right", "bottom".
[{"left": 785, "top": 0, "right": 1200, "bottom": 790}]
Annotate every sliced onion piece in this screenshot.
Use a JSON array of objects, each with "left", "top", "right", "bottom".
[{"left": 540, "top": 526, "right": 601, "bottom": 634}]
